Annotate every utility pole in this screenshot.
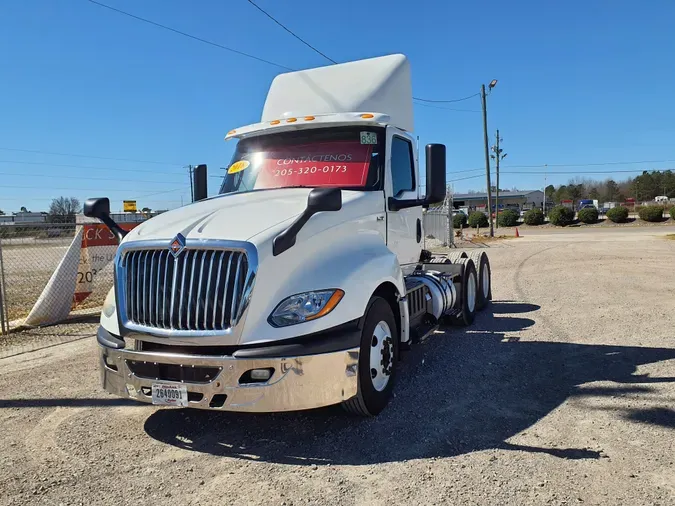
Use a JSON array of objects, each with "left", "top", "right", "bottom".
[
  {"left": 543, "top": 164, "right": 548, "bottom": 215},
  {"left": 481, "top": 80, "right": 498, "bottom": 237},
  {"left": 186, "top": 165, "right": 194, "bottom": 202},
  {"left": 490, "top": 130, "right": 506, "bottom": 229}
]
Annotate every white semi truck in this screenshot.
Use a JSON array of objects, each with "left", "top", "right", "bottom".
[{"left": 86, "top": 54, "right": 493, "bottom": 416}]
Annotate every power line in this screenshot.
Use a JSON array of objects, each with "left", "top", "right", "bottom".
[
  {"left": 134, "top": 187, "right": 186, "bottom": 199},
  {"left": 413, "top": 93, "right": 481, "bottom": 104},
  {"left": 0, "top": 171, "right": 186, "bottom": 185},
  {"left": 447, "top": 174, "right": 492, "bottom": 183},
  {"left": 0, "top": 196, "right": 185, "bottom": 203},
  {"left": 503, "top": 168, "right": 673, "bottom": 175},
  {"left": 244, "top": 0, "right": 476, "bottom": 104},
  {"left": 0, "top": 184, "right": 184, "bottom": 193},
  {"left": 87, "top": 0, "right": 293, "bottom": 71},
  {"left": 0, "top": 159, "right": 187, "bottom": 175},
  {"left": 502, "top": 159, "right": 675, "bottom": 169},
  {"left": 0, "top": 146, "right": 183, "bottom": 166},
  {"left": 89, "top": 0, "right": 477, "bottom": 105},
  {"left": 246, "top": 0, "right": 336, "bottom": 64},
  {"left": 412, "top": 102, "right": 481, "bottom": 113},
  {"left": 449, "top": 159, "right": 675, "bottom": 174}
]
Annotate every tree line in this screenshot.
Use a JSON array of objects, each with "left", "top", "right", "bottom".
[
  {"left": 544, "top": 170, "right": 675, "bottom": 205},
  {"left": 0, "top": 198, "right": 156, "bottom": 222}
]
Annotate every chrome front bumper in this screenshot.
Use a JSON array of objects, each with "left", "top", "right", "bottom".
[{"left": 99, "top": 343, "right": 360, "bottom": 412}]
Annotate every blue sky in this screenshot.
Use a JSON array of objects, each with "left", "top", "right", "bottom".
[{"left": 1, "top": 0, "right": 674, "bottom": 213}]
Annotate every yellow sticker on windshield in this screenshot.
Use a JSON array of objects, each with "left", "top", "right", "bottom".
[{"left": 227, "top": 160, "right": 250, "bottom": 174}]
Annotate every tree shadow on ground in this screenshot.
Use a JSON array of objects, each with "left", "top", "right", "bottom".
[{"left": 140, "top": 303, "right": 675, "bottom": 466}]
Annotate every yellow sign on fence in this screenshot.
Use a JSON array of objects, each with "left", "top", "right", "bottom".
[{"left": 123, "top": 200, "right": 137, "bottom": 212}]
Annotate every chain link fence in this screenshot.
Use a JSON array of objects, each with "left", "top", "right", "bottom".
[
  {"left": 0, "top": 222, "right": 122, "bottom": 346},
  {"left": 423, "top": 210, "right": 451, "bottom": 248},
  {"left": 423, "top": 188, "right": 455, "bottom": 249}
]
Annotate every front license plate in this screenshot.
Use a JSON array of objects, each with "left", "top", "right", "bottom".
[{"left": 151, "top": 383, "right": 188, "bottom": 407}]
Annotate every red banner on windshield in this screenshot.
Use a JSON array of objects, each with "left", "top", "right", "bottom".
[{"left": 253, "top": 141, "right": 373, "bottom": 189}]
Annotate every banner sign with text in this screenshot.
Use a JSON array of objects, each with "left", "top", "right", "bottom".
[
  {"left": 253, "top": 141, "right": 373, "bottom": 189},
  {"left": 75, "top": 223, "right": 139, "bottom": 304}
]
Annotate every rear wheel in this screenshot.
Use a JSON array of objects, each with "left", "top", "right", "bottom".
[
  {"left": 469, "top": 251, "right": 492, "bottom": 310},
  {"left": 453, "top": 258, "right": 478, "bottom": 326},
  {"left": 342, "top": 297, "right": 398, "bottom": 416}
]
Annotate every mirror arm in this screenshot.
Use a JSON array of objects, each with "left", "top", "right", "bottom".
[
  {"left": 272, "top": 211, "right": 314, "bottom": 257},
  {"left": 99, "top": 215, "right": 128, "bottom": 243}
]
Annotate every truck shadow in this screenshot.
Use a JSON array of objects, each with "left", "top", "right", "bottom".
[{"left": 143, "top": 303, "right": 675, "bottom": 466}]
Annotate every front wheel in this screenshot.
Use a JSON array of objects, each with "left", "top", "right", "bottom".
[{"left": 342, "top": 297, "right": 398, "bottom": 416}]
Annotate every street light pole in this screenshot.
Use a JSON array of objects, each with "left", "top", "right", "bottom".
[
  {"left": 481, "top": 82, "right": 496, "bottom": 237},
  {"left": 481, "top": 85, "right": 493, "bottom": 237}
]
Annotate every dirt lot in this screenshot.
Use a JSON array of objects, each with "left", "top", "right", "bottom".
[{"left": 0, "top": 227, "right": 674, "bottom": 506}]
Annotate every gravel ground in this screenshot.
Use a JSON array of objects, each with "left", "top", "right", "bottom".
[
  {"left": 0, "top": 314, "right": 99, "bottom": 360},
  {"left": 0, "top": 227, "right": 674, "bottom": 506}
]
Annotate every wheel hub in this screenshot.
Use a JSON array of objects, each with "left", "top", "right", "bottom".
[{"left": 369, "top": 321, "right": 393, "bottom": 391}]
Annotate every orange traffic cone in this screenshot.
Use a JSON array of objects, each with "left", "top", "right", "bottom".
[{"left": 515, "top": 227, "right": 520, "bottom": 237}]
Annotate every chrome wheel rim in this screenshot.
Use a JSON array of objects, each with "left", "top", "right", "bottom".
[
  {"left": 467, "top": 271, "right": 477, "bottom": 313},
  {"left": 369, "top": 321, "right": 393, "bottom": 392}
]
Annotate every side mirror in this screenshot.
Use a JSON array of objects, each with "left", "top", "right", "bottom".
[
  {"left": 424, "top": 144, "right": 446, "bottom": 207},
  {"left": 83, "top": 197, "right": 128, "bottom": 243},
  {"left": 84, "top": 197, "right": 111, "bottom": 219},
  {"left": 307, "top": 187, "right": 342, "bottom": 213},
  {"left": 273, "top": 188, "right": 342, "bottom": 256},
  {"left": 193, "top": 164, "right": 208, "bottom": 202}
]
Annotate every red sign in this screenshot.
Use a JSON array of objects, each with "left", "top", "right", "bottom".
[
  {"left": 81, "top": 223, "right": 138, "bottom": 248},
  {"left": 253, "top": 141, "right": 373, "bottom": 189},
  {"left": 74, "top": 223, "right": 140, "bottom": 305}
]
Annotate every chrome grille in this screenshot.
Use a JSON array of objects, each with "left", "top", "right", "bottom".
[{"left": 122, "top": 249, "right": 249, "bottom": 331}]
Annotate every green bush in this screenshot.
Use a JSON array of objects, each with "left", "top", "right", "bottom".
[
  {"left": 670, "top": 206, "right": 675, "bottom": 220},
  {"left": 638, "top": 205, "right": 663, "bottom": 222},
  {"left": 548, "top": 205, "right": 575, "bottom": 226},
  {"left": 497, "top": 209, "right": 519, "bottom": 227},
  {"left": 468, "top": 211, "right": 488, "bottom": 228},
  {"left": 606, "top": 206, "right": 629, "bottom": 223},
  {"left": 523, "top": 208, "right": 545, "bottom": 225},
  {"left": 578, "top": 207, "right": 599, "bottom": 224},
  {"left": 453, "top": 212, "right": 467, "bottom": 229}
]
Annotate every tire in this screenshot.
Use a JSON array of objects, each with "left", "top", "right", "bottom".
[
  {"left": 448, "top": 251, "right": 468, "bottom": 264},
  {"left": 469, "top": 251, "right": 492, "bottom": 310},
  {"left": 342, "top": 297, "right": 398, "bottom": 416},
  {"left": 452, "top": 258, "right": 478, "bottom": 326}
]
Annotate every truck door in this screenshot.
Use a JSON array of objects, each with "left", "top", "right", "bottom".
[{"left": 385, "top": 127, "right": 423, "bottom": 266}]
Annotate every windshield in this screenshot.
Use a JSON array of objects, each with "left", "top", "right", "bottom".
[{"left": 219, "top": 126, "right": 384, "bottom": 195}]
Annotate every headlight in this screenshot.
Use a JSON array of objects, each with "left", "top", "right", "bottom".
[
  {"left": 103, "top": 288, "right": 116, "bottom": 318},
  {"left": 268, "top": 289, "right": 344, "bottom": 327}
]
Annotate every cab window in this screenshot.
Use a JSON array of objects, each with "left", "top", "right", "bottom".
[{"left": 390, "top": 136, "right": 415, "bottom": 197}]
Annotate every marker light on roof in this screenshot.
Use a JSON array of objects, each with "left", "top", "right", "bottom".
[
  {"left": 270, "top": 120, "right": 281, "bottom": 125},
  {"left": 286, "top": 118, "right": 297, "bottom": 123},
  {"left": 304, "top": 116, "right": 315, "bottom": 121},
  {"left": 361, "top": 113, "right": 374, "bottom": 119},
  {"left": 227, "top": 129, "right": 236, "bottom": 135}
]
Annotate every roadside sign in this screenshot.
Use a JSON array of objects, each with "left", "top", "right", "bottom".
[{"left": 123, "top": 200, "right": 137, "bottom": 212}]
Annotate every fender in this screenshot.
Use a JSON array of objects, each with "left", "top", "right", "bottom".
[{"left": 240, "top": 207, "right": 405, "bottom": 345}]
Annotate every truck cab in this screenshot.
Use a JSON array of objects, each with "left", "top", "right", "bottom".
[{"left": 88, "top": 54, "right": 492, "bottom": 416}]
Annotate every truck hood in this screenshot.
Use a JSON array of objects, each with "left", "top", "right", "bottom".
[{"left": 125, "top": 188, "right": 314, "bottom": 243}]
